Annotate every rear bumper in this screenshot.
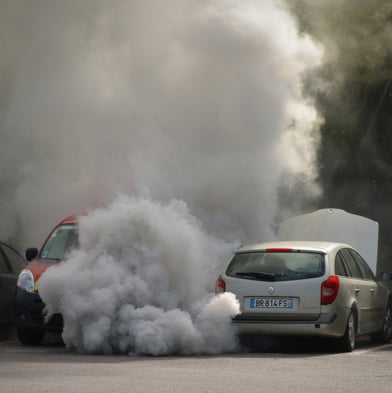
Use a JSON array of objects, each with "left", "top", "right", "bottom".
[
  {"left": 232, "top": 312, "right": 346, "bottom": 338},
  {"left": 14, "top": 288, "right": 63, "bottom": 333}
]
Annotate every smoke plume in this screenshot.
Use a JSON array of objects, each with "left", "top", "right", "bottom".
[
  {"left": 0, "top": 0, "right": 322, "bottom": 246},
  {"left": 1, "top": 0, "right": 323, "bottom": 354}
]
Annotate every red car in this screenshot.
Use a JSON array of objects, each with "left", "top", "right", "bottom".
[{"left": 15, "top": 215, "right": 79, "bottom": 345}]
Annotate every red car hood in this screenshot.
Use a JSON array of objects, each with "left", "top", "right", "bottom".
[{"left": 26, "top": 259, "right": 57, "bottom": 292}]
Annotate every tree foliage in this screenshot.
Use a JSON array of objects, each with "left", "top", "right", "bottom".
[{"left": 284, "top": 0, "right": 392, "bottom": 271}]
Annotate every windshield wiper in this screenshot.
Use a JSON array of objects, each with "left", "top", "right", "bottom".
[
  {"left": 235, "top": 271, "right": 276, "bottom": 281},
  {"left": 40, "top": 256, "right": 61, "bottom": 261}
]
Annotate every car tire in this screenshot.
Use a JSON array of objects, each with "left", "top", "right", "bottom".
[
  {"left": 370, "top": 300, "right": 392, "bottom": 343},
  {"left": 16, "top": 327, "right": 45, "bottom": 346},
  {"left": 336, "top": 310, "right": 356, "bottom": 352}
]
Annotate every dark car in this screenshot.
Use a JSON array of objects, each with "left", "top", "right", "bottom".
[
  {"left": 0, "top": 242, "right": 27, "bottom": 325},
  {"left": 15, "top": 215, "right": 79, "bottom": 345}
]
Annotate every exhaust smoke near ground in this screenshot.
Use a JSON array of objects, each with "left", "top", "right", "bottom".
[
  {"left": 39, "top": 195, "right": 241, "bottom": 355},
  {"left": 1, "top": 0, "right": 323, "bottom": 354}
]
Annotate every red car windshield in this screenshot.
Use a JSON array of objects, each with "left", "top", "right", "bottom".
[{"left": 40, "top": 224, "right": 79, "bottom": 261}]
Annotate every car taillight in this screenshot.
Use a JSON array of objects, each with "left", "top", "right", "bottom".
[
  {"left": 321, "top": 275, "right": 339, "bottom": 305},
  {"left": 215, "top": 275, "right": 226, "bottom": 294}
]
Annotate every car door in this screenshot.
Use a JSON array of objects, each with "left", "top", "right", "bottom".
[
  {"left": 339, "top": 248, "right": 376, "bottom": 334},
  {"left": 0, "top": 243, "right": 26, "bottom": 325},
  {"left": 0, "top": 245, "right": 16, "bottom": 325},
  {"left": 349, "top": 249, "right": 385, "bottom": 329}
]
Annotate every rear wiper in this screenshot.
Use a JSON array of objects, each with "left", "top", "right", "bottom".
[
  {"left": 235, "top": 271, "right": 276, "bottom": 281},
  {"left": 291, "top": 271, "right": 320, "bottom": 279}
]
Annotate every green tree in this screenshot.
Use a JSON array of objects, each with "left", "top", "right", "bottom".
[{"left": 284, "top": 0, "right": 392, "bottom": 272}]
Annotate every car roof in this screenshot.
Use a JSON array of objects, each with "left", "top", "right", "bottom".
[
  {"left": 236, "top": 241, "right": 352, "bottom": 254},
  {"left": 57, "top": 214, "right": 80, "bottom": 225},
  {"left": 0, "top": 240, "right": 22, "bottom": 251}
]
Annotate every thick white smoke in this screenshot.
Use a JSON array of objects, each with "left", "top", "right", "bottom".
[
  {"left": 1, "top": 0, "right": 323, "bottom": 354},
  {"left": 0, "top": 0, "right": 322, "bottom": 246},
  {"left": 39, "top": 195, "right": 240, "bottom": 355}
]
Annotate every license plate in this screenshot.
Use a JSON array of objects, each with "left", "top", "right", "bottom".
[{"left": 250, "top": 297, "right": 294, "bottom": 309}]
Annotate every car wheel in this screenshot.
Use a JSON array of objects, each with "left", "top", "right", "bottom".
[
  {"left": 336, "top": 310, "right": 356, "bottom": 352},
  {"left": 16, "top": 327, "right": 45, "bottom": 346},
  {"left": 370, "top": 301, "right": 392, "bottom": 343}
]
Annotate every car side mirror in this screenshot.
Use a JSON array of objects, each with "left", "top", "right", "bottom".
[
  {"left": 25, "top": 247, "right": 39, "bottom": 262},
  {"left": 379, "top": 272, "right": 392, "bottom": 281}
]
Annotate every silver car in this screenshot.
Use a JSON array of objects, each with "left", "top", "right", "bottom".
[{"left": 215, "top": 241, "right": 392, "bottom": 352}]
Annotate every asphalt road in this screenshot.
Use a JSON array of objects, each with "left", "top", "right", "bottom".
[{"left": 1, "top": 327, "right": 392, "bottom": 393}]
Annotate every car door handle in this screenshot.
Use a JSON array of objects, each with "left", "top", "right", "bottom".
[
  {"left": 370, "top": 288, "right": 375, "bottom": 294},
  {"left": 354, "top": 288, "right": 360, "bottom": 295}
]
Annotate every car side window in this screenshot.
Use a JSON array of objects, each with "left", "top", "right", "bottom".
[
  {"left": 0, "top": 247, "right": 10, "bottom": 273},
  {"left": 2, "top": 244, "right": 26, "bottom": 273},
  {"left": 335, "top": 253, "right": 349, "bottom": 276},
  {"left": 339, "top": 248, "right": 363, "bottom": 279},
  {"left": 349, "top": 249, "right": 375, "bottom": 280}
]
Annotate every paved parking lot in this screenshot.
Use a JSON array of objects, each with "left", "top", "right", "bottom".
[{"left": 2, "top": 326, "right": 392, "bottom": 393}]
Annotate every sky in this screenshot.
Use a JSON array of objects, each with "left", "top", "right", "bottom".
[{"left": 1, "top": 0, "right": 323, "bottom": 355}]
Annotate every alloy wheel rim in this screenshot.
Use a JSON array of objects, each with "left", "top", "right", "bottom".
[{"left": 383, "top": 307, "right": 392, "bottom": 339}]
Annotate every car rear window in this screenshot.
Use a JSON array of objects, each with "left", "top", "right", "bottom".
[{"left": 226, "top": 251, "right": 325, "bottom": 281}]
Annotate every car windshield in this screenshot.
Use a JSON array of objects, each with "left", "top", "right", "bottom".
[
  {"left": 226, "top": 251, "right": 325, "bottom": 281},
  {"left": 40, "top": 224, "right": 79, "bottom": 261}
]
